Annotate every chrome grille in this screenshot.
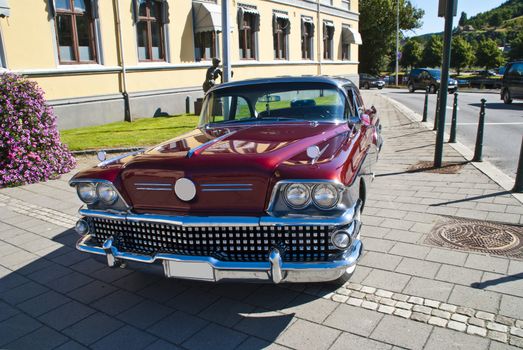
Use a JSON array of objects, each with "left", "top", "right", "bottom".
[{"left": 87, "top": 217, "right": 337, "bottom": 262}]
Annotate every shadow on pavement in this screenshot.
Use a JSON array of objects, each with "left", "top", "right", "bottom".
[
  {"left": 429, "top": 190, "right": 512, "bottom": 207},
  {"left": 0, "top": 226, "right": 338, "bottom": 349},
  {"left": 471, "top": 273, "right": 523, "bottom": 289},
  {"left": 469, "top": 102, "right": 523, "bottom": 110}
]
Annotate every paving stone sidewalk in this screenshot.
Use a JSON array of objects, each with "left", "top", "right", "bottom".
[{"left": 0, "top": 90, "right": 522, "bottom": 350}]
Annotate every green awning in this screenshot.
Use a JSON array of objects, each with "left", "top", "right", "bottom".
[{"left": 193, "top": 1, "right": 222, "bottom": 33}]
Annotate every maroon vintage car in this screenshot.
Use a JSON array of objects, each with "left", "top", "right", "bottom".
[{"left": 70, "top": 76, "right": 382, "bottom": 283}]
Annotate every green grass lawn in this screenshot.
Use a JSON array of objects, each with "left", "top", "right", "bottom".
[{"left": 61, "top": 114, "right": 199, "bottom": 151}]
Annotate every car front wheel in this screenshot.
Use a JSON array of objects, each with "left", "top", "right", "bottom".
[
  {"left": 364, "top": 82, "right": 370, "bottom": 89},
  {"left": 503, "top": 89, "right": 513, "bottom": 104},
  {"left": 408, "top": 83, "right": 415, "bottom": 93}
]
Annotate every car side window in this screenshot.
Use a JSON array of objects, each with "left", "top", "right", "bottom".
[
  {"left": 515, "top": 63, "right": 523, "bottom": 76},
  {"left": 233, "top": 96, "right": 253, "bottom": 120},
  {"left": 344, "top": 87, "right": 357, "bottom": 118}
]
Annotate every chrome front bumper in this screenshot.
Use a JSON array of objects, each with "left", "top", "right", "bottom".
[
  {"left": 75, "top": 204, "right": 363, "bottom": 283},
  {"left": 77, "top": 234, "right": 363, "bottom": 283}
]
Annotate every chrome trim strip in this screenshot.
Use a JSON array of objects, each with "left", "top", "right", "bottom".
[
  {"left": 201, "top": 189, "right": 253, "bottom": 192},
  {"left": 200, "top": 184, "right": 253, "bottom": 187},
  {"left": 78, "top": 203, "right": 358, "bottom": 227},
  {"left": 97, "top": 150, "right": 144, "bottom": 167},
  {"left": 134, "top": 183, "right": 172, "bottom": 186},
  {"left": 135, "top": 187, "right": 173, "bottom": 191},
  {"left": 186, "top": 131, "right": 235, "bottom": 158}
]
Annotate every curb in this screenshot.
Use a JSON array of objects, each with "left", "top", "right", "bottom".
[{"left": 380, "top": 94, "right": 523, "bottom": 205}]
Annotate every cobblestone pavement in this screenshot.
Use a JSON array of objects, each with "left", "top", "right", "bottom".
[{"left": 0, "top": 91, "right": 522, "bottom": 350}]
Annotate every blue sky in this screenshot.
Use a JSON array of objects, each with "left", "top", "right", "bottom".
[{"left": 407, "top": 0, "right": 506, "bottom": 36}]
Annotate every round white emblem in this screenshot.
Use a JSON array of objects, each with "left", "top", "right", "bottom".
[{"left": 174, "top": 178, "right": 196, "bottom": 201}]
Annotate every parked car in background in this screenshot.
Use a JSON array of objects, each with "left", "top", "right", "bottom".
[
  {"left": 407, "top": 68, "right": 458, "bottom": 94},
  {"left": 69, "top": 76, "right": 382, "bottom": 284},
  {"left": 359, "top": 73, "right": 385, "bottom": 89},
  {"left": 501, "top": 61, "right": 523, "bottom": 104}
]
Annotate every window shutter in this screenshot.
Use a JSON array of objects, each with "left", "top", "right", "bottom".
[
  {"left": 91, "top": 0, "right": 99, "bottom": 19},
  {"left": 160, "top": 0, "right": 169, "bottom": 24},
  {"left": 237, "top": 7, "right": 245, "bottom": 30},
  {"left": 272, "top": 13, "right": 278, "bottom": 35},
  {"left": 132, "top": 0, "right": 139, "bottom": 23},
  {"left": 252, "top": 13, "right": 260, "bottom": 32},
  {"left": 47, "top": 0, "right": 56, "bottom": 17}
]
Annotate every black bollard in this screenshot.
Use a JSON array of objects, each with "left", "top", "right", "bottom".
[
  {"left": 185, "top": 96, "right": 191, "bottom": 114},
  {"left": 513, "top": 136, "right": 523, "bottom": 193},
  {"left": 433, "top": 89, "right": 440, "bottom": 131},
  {"left": 448, "top": 92, "right": 458, "bottom": 143},
  {"left": 473, "top": 99, "right": 487, "bottom": 162},
  {"left": 422, "top": 87, "right": 429, "bottom": 122}
]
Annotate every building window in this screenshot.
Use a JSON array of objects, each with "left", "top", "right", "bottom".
[
  {"left": 135, "top": 0, "right": 165, "bottom": 61},
  {"left": 323, "top": 21, "right": 334, "bottom": 60},
  {"left": 54, "top": 0, "right": 97, "bottom": 63},
  {"left": 342, "top": 0, "right": 351, "bottom": 11},
  {"left": 301, "top": 17, "right": 314, "bottom": 60},
  {"left": 195, "top": 31, "right": 218, "bottom": 61},
  {"left": 273, "top": 13, "right": 290, "bottom": 60},
  {"left": 342, "top": 43, "right": 350, "bottom": 60},
  {"left": 237, "top": 6, "right": 259, "bottom": 60}
]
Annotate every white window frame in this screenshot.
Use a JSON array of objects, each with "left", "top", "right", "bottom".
[
  {"left": 48, "top": 0, "right": 104, "bottom": 66},
  {"left": 0, "top": 23, "right": 6, "bottom": 68}
]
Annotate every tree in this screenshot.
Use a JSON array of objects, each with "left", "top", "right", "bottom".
[
  {"left": 421, "top": 35, "right": 443, "bottom": 68},
  {"left": 451, "top": 36, "right": 474, "bottom": 75},
  {"left": 359, "top": 0, "right": 424, "bottom": 74},
  {"left": 458, "top": 11, "right": 468, "bottom": 26},
  {"left": 400, "top": 39, "right": 422, "bottom": 70},
  {"left": 489, "top": 12, "right": 503, "bottom": 27},
  {"left": 476, "top": 39, "right": 505, "bottom": 70},
  {"left": 508, "top": 32, "right": 523, "bottom": 61}
]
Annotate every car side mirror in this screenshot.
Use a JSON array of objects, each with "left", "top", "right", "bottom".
[{"left": 361, "top": 114, "right": 371, "bottom": 126}]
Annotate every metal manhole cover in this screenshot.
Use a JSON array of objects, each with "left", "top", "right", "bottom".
[
  {"left": 426, "top": 217, "right": 523, "bottom": 258},
  {"left": 408, "top": 161, "right": 466, "bottom": 174}
]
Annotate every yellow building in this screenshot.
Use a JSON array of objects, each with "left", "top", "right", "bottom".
[{"left": 0, "top": 0, "right": 361, "bottom": 129}]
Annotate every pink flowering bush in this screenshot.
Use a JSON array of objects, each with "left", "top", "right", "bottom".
[{"left": 0, "top": 73, "right": 76, "bottom": 187}]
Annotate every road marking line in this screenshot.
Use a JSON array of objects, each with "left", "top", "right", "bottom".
[{"left": 445, "top": 122, "right": 523, "bottom": 125}]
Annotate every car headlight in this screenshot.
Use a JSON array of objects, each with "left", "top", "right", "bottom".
[
  {"left": 312, "top": 183, "right": 339, "bottom": 209},
  {"left": 284, "top": 184, "right": 311, "bottom": 209},
  {"left": 97, "top": 183, "right": 118, "bottom": 205},
  {"left": 77, "top": 183, "right": 98, "bottom": 204},
  {"left": 436, "top": 79, "right": 441, "bottom": 83}
]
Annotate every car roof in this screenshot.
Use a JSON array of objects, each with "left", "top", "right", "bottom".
[{"left": 209, "top": 76, "right": 356, "bottom": 93}]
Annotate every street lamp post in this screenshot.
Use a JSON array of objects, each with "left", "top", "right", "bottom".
[
  {"left": 221, "top": 0, "right": 231, "bottom": 82},
  {"left": 395, "top": 0, "right": 399, "bottom": 86},
  {"left": 434, "top": 0, "right": 457, "bottom": 168}
]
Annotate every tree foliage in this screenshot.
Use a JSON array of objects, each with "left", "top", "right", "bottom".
[
  {"left": 400, "top": 39, "right": 422, "bottom": 70},
  {"left": 451, "top": 36, "right": 475, "bottom": 75},
  {"left": 476, "top": 39, "right": 505, "bottom": 69},
  {"left": 359, "top": 0, "right": 424, "bottom": 74},
  {"left": 458, "top": 11, "right": 467, "bottom": 26},
  {"left": 508, "top": 31, "right": 523, "bottom": 61},
  {"left": 421, "top": 35, "right": 443, "bottom": 68}
]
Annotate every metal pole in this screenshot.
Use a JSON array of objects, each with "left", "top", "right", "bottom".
[
  {"left": 433, "top": 89, "right": 440, "bottom": 131},
  {"left": 449, "top": 92, "right": 458, "bottom": 143},
  {"left": 422, "top": 86, "right": 429, "bottom": 122},
  {"left": 434, "top": 0, "right": 456, "bottom": 168},
  {"left": 395, "top": 0, "right": 399, "bottom": 86},
  {"left": 221, "top": 0, "right": 231, "bottom": 82},
  {"left": 473, "top": 98, "right": 487, "bottom": 162},
  {"left": 114, "top": 0, "right": 131, "bottom": 122},
  {"left": 513, "top": 136, "right": 523, "bottom": 193}
]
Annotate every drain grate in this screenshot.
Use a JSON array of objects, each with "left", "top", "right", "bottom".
[
  {"left": 408, "top": 161, "right": 466, "bottom": 174},
  {"left": 426, "top": 217, "right": 523, "bottom": 258}
]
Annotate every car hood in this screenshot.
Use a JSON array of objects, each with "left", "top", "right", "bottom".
[{"left": 97, "top": 122, "right": 351, "bottom": 215}]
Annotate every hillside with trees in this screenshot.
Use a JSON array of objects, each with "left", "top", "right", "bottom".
[{"left": 398, "top": 0, "right": 523, "bottom": 74}]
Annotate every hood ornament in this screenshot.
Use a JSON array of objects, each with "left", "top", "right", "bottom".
[{"left": 306, "top": 145, "right": 329, "bottom": 165}]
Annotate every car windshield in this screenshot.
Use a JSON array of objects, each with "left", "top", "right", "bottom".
[
  {"left": 199, "top": 82, "right": 347, "bottom": 127},
  {"left": 428, "top": 69, "right": 441, "bottom": 78}
]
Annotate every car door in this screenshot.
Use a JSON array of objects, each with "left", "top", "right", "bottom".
[{"left": 510, "top": 62, "right": 523, "bottom": 99}]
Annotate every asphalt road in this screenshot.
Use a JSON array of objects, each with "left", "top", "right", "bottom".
[{"left": 380, "top": 88, "right": 523, "bottom": 179}]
